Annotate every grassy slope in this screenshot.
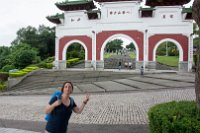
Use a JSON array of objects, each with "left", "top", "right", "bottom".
[{"left": 156, "top": 56, "right": 179, "bottom": 67}]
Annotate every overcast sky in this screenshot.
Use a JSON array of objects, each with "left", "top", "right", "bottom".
[{"left": 0, "top": 0, "right": 194, "bottom": 47}]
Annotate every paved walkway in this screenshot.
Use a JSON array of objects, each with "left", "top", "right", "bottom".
[
  {"left": 0, "top": 128, "right": 38, "bottom": 133},
  {"left": 72, "top": 53, "right": 178, "bottom": 71},
  {"left": 0, "top": 72, "right": 195, "bottom": 132}
]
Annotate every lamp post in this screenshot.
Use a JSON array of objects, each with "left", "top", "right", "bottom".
[
  {"left": 166, "top": 41, "right": 168, "bottom": 56},
  {"left": 92, "top": 30, "right": 96, "bottom": 70}
]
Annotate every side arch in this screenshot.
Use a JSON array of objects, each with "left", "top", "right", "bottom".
[
  {"left": 148, "top": 34, "right": 188, "bottom": 61},
  {"left": 59, "top": 36, "right": 92, "bottom": 60},
  {"left": 62, "top": 40, "right": 88, "bottom": 61},
  {"left": 153, "top": 39, "right": 183, "bottom": 62}
]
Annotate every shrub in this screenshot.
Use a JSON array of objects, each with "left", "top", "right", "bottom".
[
  {"left": 36, "top": 62, "right": 53, "bottom": 69},
  {"left": 1, "top": 65, "right": 15, "bottom": 72},
  {"left": 32, "top": 56, "right": 41, "bottom": 64},
  {"left": 46, "top": 63, "right": 54, "bottom": 69},
  {"left": 79, "top": 52, "right": 85, "bottom": 60},
  {"left": 148, "top": 101, "right": 200, "bottom": 133},
  {"left": 44, "top": 57, "right": 54, "bottom": 63},
  {"left": 7, "top": 44, "right": 39, "bottom": 69},
  {"left": 37, "top": 62, "right": 47, "bottom": 68},
  {"left": 0, "top": 82, "right": 6, "bottom": 92},
  {"left": 0, "top": 72, "right": 9, "bottom": 81},
  {"left": 71, "top": 51, "right": 79, "bottom": 58}
]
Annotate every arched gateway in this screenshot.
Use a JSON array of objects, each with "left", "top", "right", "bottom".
[{"left": 47, "top": 0, "right": 193, "bottom": 72}]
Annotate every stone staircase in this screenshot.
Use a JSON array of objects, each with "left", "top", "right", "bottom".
[{"left": 7, "top": 69, "right": 137, "bottom": 93}]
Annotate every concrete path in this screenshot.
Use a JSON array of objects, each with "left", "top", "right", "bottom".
[{"left": 0, "top": 72, "right": 195, "bottom": 133}]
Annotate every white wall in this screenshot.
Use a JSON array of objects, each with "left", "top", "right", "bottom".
[{"left": 56, "top": 2, "right": 192, "bottom": 37}]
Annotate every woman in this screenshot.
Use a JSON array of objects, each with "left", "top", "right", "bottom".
[{"left": 44, "top": 81, "right": 89, "bottom": 133}]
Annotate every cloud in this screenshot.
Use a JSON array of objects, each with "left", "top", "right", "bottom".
[{"left": 0, "top": 0, "right": 61, "bottom": 46}]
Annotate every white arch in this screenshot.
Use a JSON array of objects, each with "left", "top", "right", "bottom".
[
  {"left": 62, "top": 40, "right": 88, "bottom": 61},
  {"left": 100, "top": 34, "right": 139, "bottom": 61},
  {"left": 153, "top": 38, "right": 183, "bottom": 62}
]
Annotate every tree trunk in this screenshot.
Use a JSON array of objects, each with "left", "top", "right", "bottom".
[{"left": 193, "top": 0, "right": 200, "bottom": 108}]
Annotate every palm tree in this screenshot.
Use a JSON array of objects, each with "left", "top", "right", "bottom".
[{"left": 193, "top": 0, "right": 200, "bottom": 108}]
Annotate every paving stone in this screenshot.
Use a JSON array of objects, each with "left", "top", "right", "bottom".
[
  {"left": 73, "top": 86, "right": 82, "bottom": 93},
  {"left": 0, "top": 128, "right": 39, "bottom": 133},
  {"left": 93, "top": 81, "right": 138, "bottom": 92},
  {"left": 0, "top": 88, "right": 195, "bottom": 125},
  {"left": 76, "top": 84, "right": 105, "bottom": 93},
  {"left": 114, "top": 79, "right": 165, "bottom": 90},
  {"left": 145, "top": 74, "right": 195, "bottom": 83},
  {"left": 129, "top": 77, "right": 194, "bottom": 88}
]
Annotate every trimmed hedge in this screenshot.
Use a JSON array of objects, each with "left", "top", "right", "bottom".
[
  {"left": 148, "top": 101, "right": 200, "bottom": 133},
  {"left": 9, "top": 66, "right": 39, "bottom": 78},
  {"left": 36, "top": 62, "right": 53, "bottom": 69},
  {"left": 66, "top": 58, "right": 80, "bottom": 66},
  {"left": 9, "top": 71, "right": 28, "bottom": 78},
  {"left": 25, "top": 66, "right": 39, "bottom": 70}
]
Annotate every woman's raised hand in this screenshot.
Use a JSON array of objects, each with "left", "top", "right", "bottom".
[{"left": 83, "top": 94, "right": 90, "bottom": 104}]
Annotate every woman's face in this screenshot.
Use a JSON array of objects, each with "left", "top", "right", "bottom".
[{"left": 63, "top": 83, "right": 72, "bottom": 95}]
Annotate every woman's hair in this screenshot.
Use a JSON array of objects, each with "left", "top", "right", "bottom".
[{"left": 61, "top": 81, "right": 74, "bottom": 92}]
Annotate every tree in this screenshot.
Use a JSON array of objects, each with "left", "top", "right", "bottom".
[
  {"left": 12, "top": 26, "right": 37, "bottom": 46},
  {"left": 193, "top": 0, "right": 200, "bottom": 107},
  {"left": 156, "top": 42, "right": 178, "bottom": 56},
  {"left": 67, "top": 43, "right": 85, "bottom": 59},
  {"left": 37, "top": 25, "right": 55, "bottom": 59},
  {"left": 12, "top": 25, "right": 55, "bottom": 60},
  {"left": 105, "top": 39, "right": 123, "bottom": 53},
  {"left": 193, "top": 22, "right": 199, "bottom": 49},
  {"left": 0, "top": 46, "right": 11, "bottom": 69},
  {"left": 126, "top": 42, "right": 135, "bottom": 51}
]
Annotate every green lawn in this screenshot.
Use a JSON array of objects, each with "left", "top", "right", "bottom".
[
  {"left": 156, "top": 56, "right": 179, "bottom": 67},
  {"left": 104, "top": 53, "right": 112, "bottom": 58},
  {"left": 129, "top": 52, "right": 136, "bottom": 59}
]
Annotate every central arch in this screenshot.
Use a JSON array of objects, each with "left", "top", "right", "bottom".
[{"left": 100, "top": 34, "right": 140, "bottom": 61}]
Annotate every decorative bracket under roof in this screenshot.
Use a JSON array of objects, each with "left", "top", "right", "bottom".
[
  {"left": 86, "top": 9, "right": 101, "bottom": 20},
  {"left": 139, "top": 7, "right": 155, "bottom": 17},
  {"left": 182, "top": 7, "right": 192, "bottom": 20}
]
